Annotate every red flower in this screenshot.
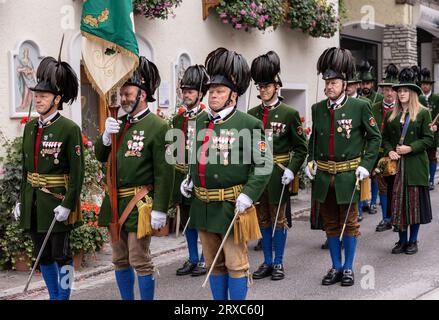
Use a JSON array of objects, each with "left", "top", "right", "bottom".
[
  {"left": 300, "top": 117, "right": 305, "bottom": 123},
  {"left": 304, "top": 127, "right": 312, "bottom": 135},
  {"left": 20, "top": 116, "right": 29, "bottom": 124},
  {"left": 177, "top": 106, "right": 186, "bottom": 114},
  {"left": 82, "top": 133, "right": 88, "bottom": 146}
]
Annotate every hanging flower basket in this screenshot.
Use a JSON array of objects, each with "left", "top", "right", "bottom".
[
  {"left": 216, "top": 0, "right": 285, "bottom": 32},
  {"left": 287, "top": 0, "right": 339, "bottom": 38},
  {"left": 133, "top": 0, "right": 183, "bottom": 20}
]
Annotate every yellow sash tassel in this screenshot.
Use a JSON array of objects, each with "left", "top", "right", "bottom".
[
  {"left": 289, "top": 176, "right": 300, "bottom": 195},
  {"left": 360, "top": 178, "right": 371, "bottom": 202},
  {"left": 233, "top": 206, "right": 262, "bottom": 245},
  {"left": 136, "top": 196, "right": 153, "bottom": 239}
]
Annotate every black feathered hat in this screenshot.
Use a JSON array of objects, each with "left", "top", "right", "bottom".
[
  {"left": 251, "top": 51, "right": 283, "bottom": 87},
  {"left": 30, "top": 36, "right": 78, "bottom": 110},
  {"left": 124, "top": 56, "right": 161, "bottom": 102},
  {"left": 392, "top": 67, "right": 423, "bottom": 96},
  {"left": 180, "top": 65, "right": 210, "bottom": 97},
  {"left": 359, "top": 60, "right": 375, "bottom": 82},
  {"left": 205, "top": 47, "right": 250, "bottom": 96},
  {"left": 420, "top": 67, "right": 435, "bottom": 84},
  {"left": 378, "top": 64, "right": 399, "bottom": 86},
  {"left": 317, "top": 47, "right": 355, "bottom": 81}
]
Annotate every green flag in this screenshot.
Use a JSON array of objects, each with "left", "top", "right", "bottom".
[{"left": 81, "top": 0, "right": 139, "bottom": 97}]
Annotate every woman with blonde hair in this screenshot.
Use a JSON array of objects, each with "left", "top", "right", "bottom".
[{"left": 382, "top": 67, "right": 434, "bottom": 255}]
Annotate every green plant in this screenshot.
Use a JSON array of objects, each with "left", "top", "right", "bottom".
[
  {"left": 287, "top": 0, "right": 339, "bottom": 38},
  {"left": 70, "top": 202, "right": 107, "bottom": 255},
  {"left": 0, "top": 222, "right": 33, "bottom": 270},
  {"left": 216, "top": 0, "right": 285, "bottom": 32},
  {"left": 133, "top": 0, "right": 183, "bottom": 20},
  {"left": 81, "top": 135, "right": 105, "bottom": 204}
]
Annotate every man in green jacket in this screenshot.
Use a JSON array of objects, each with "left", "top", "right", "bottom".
[
  {"left": 180, "top": 48, "right": 272, "bottom": 300},
  {"left": 248, "top": 51, "right": 307, "bottom": 281},
  {"left": 419, "top": 68, "right": 439, "bottom": 190},
  {"left": 360, "top": 60, "right": 384, "bottom": 105},
  {"left": 372, "top": 64, "right": 399, "bottom": 232},
  {"left": 19, "top": 53, "right": 84, "bottom": 300},
  {"left": 172, "top": 65, "right": 208, "bottom": 277},
  {"left": 95, "top": 57, "right": 174, "bottom": 300},
  {"left": 306, "top": 48, "right": 381, "bottom": 287}
]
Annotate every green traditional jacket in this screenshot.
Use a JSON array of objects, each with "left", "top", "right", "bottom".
[
  {"left": 363, "top": 90, "right": 384, "bottom": 105},
  {"left": 309, "top": 97, "right": 382, "bottom": 204},
  {"left": 188, "top": 108, "right": 272, "bottom": 234},
  {"left": 20, "top": 114, "right": 85, "bottom": 233},
  {"left": 95, "top": 110, "right": 174, "bottom": 233},
  {"left": 248, "top": 101, "right": 308, "bottom": 204},
  {"left": 382, "top": 108, "right": 434, "bottom": 186},
  {"left": 420, "top": 93, "right": 439, "bottom": 148},
  {"left": 170, "top": 107, "right": 206, "bottom": 206}
]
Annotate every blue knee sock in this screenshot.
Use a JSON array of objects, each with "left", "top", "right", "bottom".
[
  {"left": 430, "top": 162, "right": 437, "bottom": 184},
  {"left": 342, "top": 236, "right": 357, "bottom": 271},
  {"left": 371, "top": 181, "right": 378, "bottom": 205},
  {"left": 379, "top": 194, "right": 389, "bottom": 222},
  {"left": 39, "top": 262, "right": 59, "bottom": 300},
  {"left": 327, "top": 237, "right": 342, "bottom": 271},
  {"left": 228, "top": 276, "right": 248, "bottom": 300},
  {"left": 138, "top": 274, "right": 155, "bottom": 300},
  {"left": 260, "top": 227, "right": 273, "bottom": 265},
  {"left": 273, "top": 229, "right": 287, "bottom": 265},
  {"left": 409, "top": 224, "right": 420, "bottom": 243},
  {"left": 399, "top": 231, "right": 408, "bottom": 244},
  {"left": 357, "top": 201, "right": 363, "bottom": 217},
  {"left": 115, "top": 267, "right": 135, "bottom": 300},
  {"left": 58, "top": 263, "right": 74, "bottom": 300},
  {"left": 209, "top": 274, "right": 229, "bottom": 300},
  {"left": 185, "top": 228, "right": 199, "bottom": 264}
]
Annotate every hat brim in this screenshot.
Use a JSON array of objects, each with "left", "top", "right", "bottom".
[
  {"left": 420, "top": 80, "right": 435, "bottom": 84},
  {"left": 392, "top": 83, "right": 423, "bottom": 96}
]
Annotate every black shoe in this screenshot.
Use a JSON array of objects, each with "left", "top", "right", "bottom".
[
  {"left": 191, "top": 262, "right": 207, "bottom": 276},
  {"left": 362, "top": 204, "right": 370, "bottom": 213},
  {"left": 429, "top": 182, "right": 435, "bottom": 191},
  {"left": 369, "top": 204, "right": 378, "bottom": 215},
  {"left": 358, "top": 215, "right": 363, "bottom": 222},
  {"left": 341, "top": 269, "right": 355, "bottom": 286},
  {"left": 405, "top": 242, "right": 418, "bottom": 255},
  {"left": 254, "top": 239, "right": 262, "bottom": 251},
  {"left": 321, "top": 240, "right": 328, "bottom": 250},
  {"left": 391, "top": 241, "right": 407, "bottom": 254},
  {"left": 271, "top": 264, "right": 285, "bottom": 281},
  {"left": 321, "top": 268, "right": 342, "bottom": 286},
  {"left": 376, "top": 220, "right": 392, "bottom": 232},
  {"left": 393, "top": 225, "right": 400, "bottom": 232},
  {"left": 252, "top": 263, "right": 273, "bottom": 280},
  {"left": 176, "top": 260, "right": 197, "bottom": 276}
]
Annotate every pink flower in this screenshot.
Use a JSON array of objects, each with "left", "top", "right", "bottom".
[
  {"left": 240, "top": 9, "right": 246, "bottom": 15},
  {"left": 251, "top": 2, "right": 257, "bottom": 9},
  {"left": 235, "top": 23, "right": 242, "bottom": 29},
  {"left": 219, "top": 12, "right": 227, "bottom": 18},
  {"left": 251, "top": 11, "right": 257, "bottom": 18},
  {"left": 222, "top": 19, "right": 229, "bottom": 24}
]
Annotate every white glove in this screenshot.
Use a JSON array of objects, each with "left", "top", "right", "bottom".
[
  {"left": 355, "top": 166, "right": 370, "bottom": 181},
  {"left": 281, "top": 168, "right": 294, "bottom": 185},
  {"left": 180, "top": 176, "right": 193, "bottom": 198},
  {"left": 305, "top": 161, "right": 317, "bottom": 180},
  {"left": 13, "top": 202, "right": 21, "bottom": 221},
  {"left": 151, "top": 210, "right": 167, "bottom": 230},
  {"left": 102, "top": 117, "right": 121, "bottom": 146},
  {"left": 235, "top": 193, "right": 253, "bottom": 214},
  {"left": 54, "top": 205, "right": 71, "bottom": 222}
]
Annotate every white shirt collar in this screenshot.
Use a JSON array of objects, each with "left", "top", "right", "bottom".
[
  {"left": 328, "top": 94, "right": 346, "bottom": 109},
  {"left": 425, "top": 91, "right": 432, "bottom": 100},
  {"left": 208, "top": 106, "right": 235, "bottom": 124},
  {"left": 263, "top": 98, "right": 279, "bottom": 108},
  {"left": 38, "top": 112, "right": 59, "bottom": 127}
]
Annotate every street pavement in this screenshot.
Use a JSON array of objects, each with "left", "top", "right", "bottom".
[{"left": 4, "top": 188, "right": 439, "bottom": 300}]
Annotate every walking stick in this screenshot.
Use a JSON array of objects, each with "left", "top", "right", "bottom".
[
  {"left": 339, "top": 178, "right": 360, "bottom": 241},
  {"left": 272, "top": 183, "right": 287, "bottom": 238},
  {"left": 23, "top": 216, "right": 57, "bottom": 293},
  {"left": 202, "top": 208, "right": 240, "bottom": 288},
  {"left": 175, "top": 205, "right": 181, "bottom": 238}
]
